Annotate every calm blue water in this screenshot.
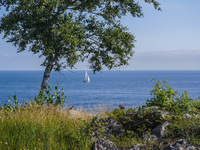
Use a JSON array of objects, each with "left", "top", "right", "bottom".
[{"left": 0, "top": 71, "right": 199, "bottom": 109}]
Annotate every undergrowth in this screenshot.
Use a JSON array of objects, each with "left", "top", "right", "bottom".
[
  {"left": 102, "top": 79, "right": 200, "bottom": 149},
  {"left": 146, "top": 79, "right": 200, "bottom": 115},
  {"left": 0, "top": 80, "right": 200, "bottom": 149}
]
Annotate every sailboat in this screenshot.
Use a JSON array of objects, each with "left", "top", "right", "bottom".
[{"left": 84, "top": 71, "right": 90, "bottom": 83}]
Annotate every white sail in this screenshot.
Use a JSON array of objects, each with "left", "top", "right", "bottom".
[
  {"left": 87, "top": 75, "right": 90, "bottom": 82},
  {"left": 84, "top": 71, "right": 90, "bottom": 83}
]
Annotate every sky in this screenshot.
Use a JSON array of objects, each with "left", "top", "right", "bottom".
[{"left": 0, "top": 0, "right": 199, "bottom": 71}]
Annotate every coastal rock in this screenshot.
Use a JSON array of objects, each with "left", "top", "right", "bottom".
[
  {"left": 91, "top": 116, "right": 125, "bottom": 138},
  {"left": 93, "top": 139, "right": 118, "bottom": 150},
  {"left": 143, "top": 106, "right": 172, "bottom": 118},
  {"left": 162, "top": 139, "right": 199, "bottom": 150},
  {"left": 183, "top": 113, "right": 200, "bottom": 119},
  {"left": 143, "top": 121, "right": 169, "bottom": 141},
  {"left": 122, "top": 106, "right": 170, "bottom": 133},
  {"left": 129, "top": 144, "right": 146, "bottom": 150},
  {"left": 143, "top": 134, "right": 158, "bottom": 142},
  {"left": 151, "top": 121, "right": 169, "bottom": 138}
]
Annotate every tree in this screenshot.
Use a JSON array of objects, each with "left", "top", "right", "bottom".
[{"left": 0, "top": 0, "right": 160, "bottom": 93}]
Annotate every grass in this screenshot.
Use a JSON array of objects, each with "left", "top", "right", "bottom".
[
  {"left": 167, "top": 116, "right": 200, "bottom": 146},
  {"left": 1, "top": 102, "right": 200, "bottom": 150},
  {"left": 0, "top": 105, "right": 93, "bottom": 150}
]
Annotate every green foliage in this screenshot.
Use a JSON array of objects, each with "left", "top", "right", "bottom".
[
  {"left": 2, "top": 83, "right": 66, "bottom": 112},
  {"left": 108, "top": 134, "right": 142, "bottom": 149},
  {"left": 0, "top": 0, "right": 160, "bottom": 72},
  {"left": 166, "top": 116, "right": 200, "bottom": 145},
  {"left": 105, "top": 107, "right": 165, "bottom": 136},
  {"left": 108, "top": 107, "right": 126, "bottom": 120},
  {"left": 193, "top": 97, "right": 200, "bottom": 111},
  {"left": 2, "top": 95, "right": 20, "bottom": 111},
  {"left": 121, "top": 107, "right": 165, "bottom": 135},
  {"left": 34, "top": 83, "right": 66, "bottom": 107},
  {"left": 107, "top": 107, "right": 163, "bottom": 135},
  {"left": 146, "top": 79, "right": 198, "bottom": 115}
]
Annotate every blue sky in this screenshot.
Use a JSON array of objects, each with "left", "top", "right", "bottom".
[{"left": 0, "top": 0, "right": 199, "bottom": 70}]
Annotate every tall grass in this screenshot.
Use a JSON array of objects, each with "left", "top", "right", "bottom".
[{"left": 0, "top": 105, "right": 93, "bottom": 150}]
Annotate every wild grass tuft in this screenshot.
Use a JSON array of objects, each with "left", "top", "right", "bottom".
[{"left": 0, "top": 105, "right": 93, "bottom": 150}]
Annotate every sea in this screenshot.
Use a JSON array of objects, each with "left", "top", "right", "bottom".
[{"left": 0, "top": 71, "right": 199, "bottom": 110}]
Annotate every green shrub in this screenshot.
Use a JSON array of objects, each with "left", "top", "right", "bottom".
[
  {"left": 108, "top": 107, "right": 126, "bottom": 120},
  {"left": 2, "top": 83, "right": 67, "bottom": 113},
  {"left": 2, "top": 95, "right": 20, "bottom": 111},
  {"left": 121, "top": 107, "right": 166, "bottom": 135},
  {"left": 146, "top": 79, "right": 198, "bottom": 115},
  {"left": 166, "top": 116, "right": 200, "bottom": 145},
  {"left": 33, "top": 83, "right": 66, "bottom": 107}
]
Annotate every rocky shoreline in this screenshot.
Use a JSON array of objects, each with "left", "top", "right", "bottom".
[{"left": 89, "top": 106, "right": 200, "bottom": 150}]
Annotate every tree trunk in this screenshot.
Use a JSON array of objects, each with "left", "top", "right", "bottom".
[{"left": 40, "top": 59, "right": 54, "bottom": 94}]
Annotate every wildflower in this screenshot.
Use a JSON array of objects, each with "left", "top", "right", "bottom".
[
  {"left": 8, "top": 99, "right": 10, "bottom": 102},
  {"left": 0, "top": 141, "right": 2, "bottom": 144},
  {"left": 5, "top": 141, "right": 8, "bottom": 145}
]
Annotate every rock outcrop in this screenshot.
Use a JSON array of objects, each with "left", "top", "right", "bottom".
[
  {"left": 91, "top": 116, "right": 125, "bottom": 139},
  {"left": 121, "top": 106, "right": 171, "bottom": 137},
  {"left": 143, "top": 121, "right": 169, "bottom": 141},
  {"left": 91, "top": 106, "right": 200, "bottom": 150},
  {"left": 130, "top": 144, "right": 146, "bottom": 150},
  {"left": 93, "top": 139, "right": 118, "bottom": 150},
  {"left": 151, "top": 121, "right": 169, "bottom": 138},
  {"left": 162, "top": 139, "right": 199, "bottom": 150}
]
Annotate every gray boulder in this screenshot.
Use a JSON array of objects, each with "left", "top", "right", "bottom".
[
  {"left": 183, "top": 113, "right": 200, "bottom": 119},
  {"left": 91, "top": 116, "right": 125, "bottom": 139},
  {"left": 151, "top": 121, "right": 169, "bottom": 138},
  {"left": 93, "top": 139, "right": 118, "bottom": 150},
  {"left": 163, "top": 139, "right": 199, "bottom": 150},
  {"left": 129, "top": 144, "right": 146, "bottom": 150},
  {"left": 143, "top": 106, "right": 172, "bottom": 118},
  {"left": 143, "top": 134, "right": 158, "bottom": 142},
  {"left": 143, "top": 122, "right": 169, "bottom": 141}
]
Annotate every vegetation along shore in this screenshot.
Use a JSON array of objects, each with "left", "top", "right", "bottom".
[{"left": 0, "top": 80, "right": 200, "bottom": 150}]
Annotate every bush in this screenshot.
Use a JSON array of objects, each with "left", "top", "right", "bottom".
[
  {"left": 146, "top": 79, "right": 198, "bottom": 115},
  {"left": 121, "top": 107, "right": 166, "bottom": 135},
  {"left": 2, "top": 95, "right": 20, "bottom": 111},
  {"left": 2, "top": 83, "right": 67, "bottom": 113},
  {"left": 33, "top": 83, "right": 66, "bottom": 107}
]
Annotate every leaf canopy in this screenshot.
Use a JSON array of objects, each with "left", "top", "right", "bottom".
[{"left": 0, "top": 0, "right": 160, "bottom": 71}]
